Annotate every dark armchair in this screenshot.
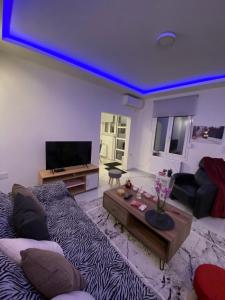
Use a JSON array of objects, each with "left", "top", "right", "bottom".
[{"left": 170, "top": 158, "right": 218, "bottom": 219}]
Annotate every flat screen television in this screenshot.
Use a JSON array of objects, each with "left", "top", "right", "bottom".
[{"left": 46, "top": 141, "right": 92, "bottom": 170}]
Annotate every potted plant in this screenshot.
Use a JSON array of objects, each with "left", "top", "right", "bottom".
[{"left": 155, "top": 179, "right": 171, "bottom": 213}]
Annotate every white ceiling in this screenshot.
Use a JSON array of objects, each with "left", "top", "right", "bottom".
[{"left": 4, "top": 0, "right": 225, "bottom": 94}]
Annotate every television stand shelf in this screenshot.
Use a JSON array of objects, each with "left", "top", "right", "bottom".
[{"left": 39, "top": 164, "right": 99, "bottom": 195}]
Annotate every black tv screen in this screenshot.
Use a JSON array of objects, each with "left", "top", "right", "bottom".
[{"left": 46, "top": 141, "right": 92, "bottom": 170}]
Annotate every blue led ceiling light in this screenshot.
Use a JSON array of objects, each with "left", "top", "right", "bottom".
[{"left": 2, "top": 0, "right": 225, "bottom": 95}]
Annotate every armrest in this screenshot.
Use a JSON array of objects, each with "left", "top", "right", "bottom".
[
  {"left": 31, "top": 181, "right": 70, "bottom": 203},
  {"left": 171, "top": 173, "right": 195, "bottom": 186},
  {"left": 194, "top": 184, "right": 218, "bottom": 218}
]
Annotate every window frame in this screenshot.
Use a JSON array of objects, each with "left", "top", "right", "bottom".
[
  {"left": 153, "top": 116, "right": 169, "bottom": 153},
  {"left": 152, "top": 115, "right": 192, "bottom": 160}
]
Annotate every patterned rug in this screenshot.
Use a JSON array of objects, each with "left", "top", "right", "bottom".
[{"left": 78, "top": 197, "right": 225, "bottom": 300}]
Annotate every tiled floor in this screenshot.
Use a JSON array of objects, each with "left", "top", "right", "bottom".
[{"left": 76, "top": 164, "right": 225, "bottom": 299}]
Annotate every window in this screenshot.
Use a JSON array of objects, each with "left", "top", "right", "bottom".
[
  {"left": 169, "top": 116, "right": 188, "bottom": 155},
  {"left": 153, "top": 117, "right": 169, "bottom": 152},
  {"left": 117, "top": 127, "right": 126, "bottom": 138},
  {"left": 104, "top": 123, "right": 109, "bottom": 133},
  {"left": 110, "top": 123, "right": 115, "bottom": 133},
  {"left": 153, "top": 116, "right": 191, "bottom": 158},
  {"left": 103, "top": 119, "right": 116, "bottom": 135}
]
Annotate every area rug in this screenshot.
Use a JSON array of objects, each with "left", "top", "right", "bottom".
[
  {"left": 105, "top": 166, "right": 127, "bottom": 174},
  {"left": 78, "top": 197, "right": 225, "bottom": 300},
  {"left": 104, "top": 162, "right": 121, "bottom": 167}
]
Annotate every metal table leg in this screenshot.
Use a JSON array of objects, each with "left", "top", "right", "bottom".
[{"left": 160, "top": 258, "right": 165, "bottom": 270}]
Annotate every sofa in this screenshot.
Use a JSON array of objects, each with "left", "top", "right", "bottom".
[
  {"left": 170, "top": 158, "right": 218, "bottom": 219},
  {"left": 0, "top": 182, "right": 160, "bottom": 300}
]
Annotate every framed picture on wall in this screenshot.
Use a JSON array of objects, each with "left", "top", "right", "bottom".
[{"left": 192, "top": 125, "right": 224, "bottom": 144}]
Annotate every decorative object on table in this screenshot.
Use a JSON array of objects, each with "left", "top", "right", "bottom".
[
  {"left": 138, "top": 204, "right": 147, "bottom": 212},
  {"left": 136, "top": 187, "right": 143, "bottom": 200},
  {"left": 125, "top": 179, "right": 132, "bottom": 189},
  {"left": 192, "top": 125, "right": 224, "bottom": 144},
  {"left": 143, "top": 192, "right": 151, "bottom": 199},
  {"left": 167, "top": 169, "right": 173, "bottom": 177},
  {"left": 145, "top": 210, "right": 175, "bottom": 230},
  {"left": 158, "top": 169, "right": 167, "bottom": 176},
  {"left": 123, "top": 193, "right": 133, "bottom": 200},
  {"left": 130, "top": 200, "right": 142, "bottom": 208},
  {"left": 155, "top": 179, "right": 171, "bottom": 213},
  {"left": 117, "top": 188, "right": 125, "bottom": 197},
  {"left": 132, "top": 185, "right": 138, "bottom": 192}
]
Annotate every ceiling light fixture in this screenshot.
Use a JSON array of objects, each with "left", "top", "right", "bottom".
[{"left": 157, "top": 32, "right": 176, "bottom": 47}]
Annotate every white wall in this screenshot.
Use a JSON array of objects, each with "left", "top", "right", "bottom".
[
  {"left": 0, "top": 52, "right": 139, "bottom": 193},
  {"left": 184, "top": 89, "right": 225, "bottom": 172},
  {"left": 135, "top": 87, "right": 225, "bottom": 174}
]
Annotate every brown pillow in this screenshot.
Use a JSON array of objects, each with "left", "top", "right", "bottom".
[
  {"left": 21, "top": 248, "right": 86, "bottom": 299},
  {"left": 12, "top": 184, "right": 46, "bottom": 217}
]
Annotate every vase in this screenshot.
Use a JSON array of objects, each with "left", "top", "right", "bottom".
[{"left": 156, "top": 197, "right": 166, "bottom": 214}]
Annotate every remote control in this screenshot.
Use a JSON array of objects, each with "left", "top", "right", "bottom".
[{"left": 124, "top": 193, "right": 133, "bottom": 200}]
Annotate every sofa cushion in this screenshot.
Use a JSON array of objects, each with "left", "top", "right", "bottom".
[
  {"left": 173, "top": 184, "right": 197, "bottom": 206},
  {"left": 194, "top": 169, "right": 213, "bottom": 186},
  {"left": 0, "top": 238, "right": 63, "bottom": 264},
  {"left": 12, "top": 184, "right": 46, "bottom": 217},
  {"left": 21, "top": 248, "right": 86, "bottom": 299},
  {"left": 13, "top": 193, "right": 50, "bottom": 240}
]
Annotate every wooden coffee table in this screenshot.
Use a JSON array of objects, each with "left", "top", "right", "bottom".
[{"left": 103, "top": 186, "right": 192, "bottom": 270}]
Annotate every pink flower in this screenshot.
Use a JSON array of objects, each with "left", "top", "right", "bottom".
[
  {"left": 155, "top": 186, "right": 160, "bottom": 194},
  {"left": 163, "top": 187, "right": 171, "bottom": 199}
]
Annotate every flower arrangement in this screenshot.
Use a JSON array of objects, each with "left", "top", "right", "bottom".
[{"left": 154, "top": 179, "right": 171, "bottom": 213}]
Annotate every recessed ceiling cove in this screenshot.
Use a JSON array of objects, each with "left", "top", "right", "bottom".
[{"left": 3, "top": 0, "right": 225, "bottom": 95}]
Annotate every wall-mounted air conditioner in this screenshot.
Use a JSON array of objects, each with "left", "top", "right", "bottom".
[{"left": 123, "top": 94, "right": 145, "bottom": 110}]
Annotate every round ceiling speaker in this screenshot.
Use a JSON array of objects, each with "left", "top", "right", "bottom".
[{"left": 157, "top": 32, "right": 176, "bottom": 47}]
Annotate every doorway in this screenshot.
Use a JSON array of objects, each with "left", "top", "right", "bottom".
[{"left": 99, "top": 112, "right": 131, "bottom": 172}]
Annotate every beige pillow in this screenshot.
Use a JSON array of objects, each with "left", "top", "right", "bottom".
[
  {"left": 21, "top": 249, "right": 86, "bottom": 299},
  {"left": 0, "top": 238, "right": 64, "bottom": 264}
]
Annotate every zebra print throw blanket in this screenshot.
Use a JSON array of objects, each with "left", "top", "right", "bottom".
[{"left": 0, "top": 183, "right": 160, "bottom": 300}]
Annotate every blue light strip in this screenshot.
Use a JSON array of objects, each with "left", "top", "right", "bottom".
[{"left": 2, "top": 0, "right": 225, "bottom": 95}]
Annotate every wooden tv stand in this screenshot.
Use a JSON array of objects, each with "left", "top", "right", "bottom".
[{"left": 39, "top": 164, "right": 99, "bottom": 195}]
